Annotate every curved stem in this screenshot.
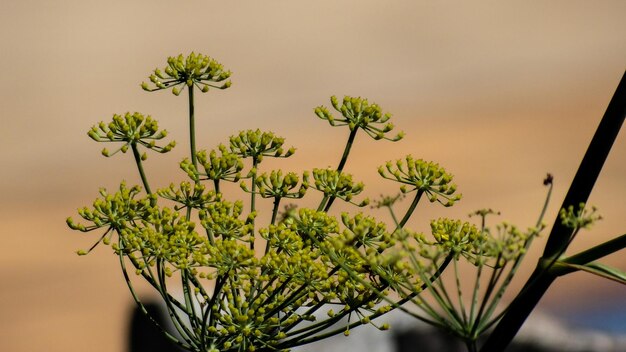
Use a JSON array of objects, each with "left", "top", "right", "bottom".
[
  {"left": 118, "top": 243, "right": 193, "bottom": 350},
  {"left": 317, "top": 128, "right": 359, "bottom": 211},
  {"left": 397, "top": 190, "right": 423, "bottom": 229},
  {"left": 337, "top": 128, "right": 358, "bottom": 173}
]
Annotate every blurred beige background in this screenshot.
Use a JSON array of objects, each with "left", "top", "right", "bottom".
[{"left": 0, "top": 1, "right": 625, "bottom": 351}]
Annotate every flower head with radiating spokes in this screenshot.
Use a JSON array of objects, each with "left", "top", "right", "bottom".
[
  {"left": 315, "top": 95, "right": 404, "bottom": 141},
  {"left": 379, "top": 156, "right": 461, "bottom": 206},
  {"left": 180, "top": 145, "right": 245, "bottom": 184},
  {"left": 229, "top": 129, "right": 295, "bottom": 163},
  {"left": 157, "top": 181, "right": 218, "bottom": 211},
  {"left": 67, "top": 182, "right": 154, "bottom": 255},
  {"left": 88, "top": 112, "right": 176, "bottom": 159},
  {"left": 122, "top": 206, "right": 205, "bottom": 270},
  {"left": 245, "top": 170, "right": 309, "bottom": 199},
  {"left": 199, "top": 200, "right": 255, "bottom": 243},
  {"left": 560, "top": 202, "right": 602, "bottom": 230},
  {"left": 141, "top": 52, "right": 231, "bottom": 96},
  {"left": 282, "top": 208, "right": 340, "bottom": 244},
  {"left": 311, "top": 168, "right": 369, "bottom": 207},
  {"left": 429, "top": 218, "right": 483, "bottom": 257}
]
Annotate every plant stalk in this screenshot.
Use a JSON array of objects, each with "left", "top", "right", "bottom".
[{"left": 480, "top": 70, "right": 626, "bottom": 352}]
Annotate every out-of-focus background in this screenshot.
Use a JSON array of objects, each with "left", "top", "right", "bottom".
[{"left": 0, "top": 1, "right": 624, "bottom": 351}]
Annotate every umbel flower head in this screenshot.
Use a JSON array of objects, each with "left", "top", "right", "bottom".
[
  {"left": 559, "top": 202, "right": 602, "bottom": 230},
  {"left": 247, "top": 170, "right": 309, "bottom": 199},
  {"left": 311, "top": 168, "right": 369, "bottom": 207},
  {"left": 141, "top": 52, "right": 232, "bottom": 96},
  {"left": 66, "top": 182, "right": 154, "bottom": 255},
  {"left": 180, "top": 145, "right": 245, "bottom": 183},
  {"left": 315, "top": 95, "right": 404, "bottom": 141},
  {"left": 157, "top": 181, "right": 218, "bottom": 211},
  {"left": 378, "top": 155, "right": 461, "bottom": 206},
  {"left": 229, "top": 129, "right": 295, "bottom": 163},
  {"left": 429, "top": 218, "right": 483, "bottom": 257},
  {"left": 88, "top": 112, "right": 176, "bottom": 159}
]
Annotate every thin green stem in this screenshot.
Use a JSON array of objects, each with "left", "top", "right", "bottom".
[
  {"left": 387, "top": 205, "right": 400, "bottom": 227},
  {"left": 397, "top": 190, "right": 423, "bottom": 229},
  {"left": 182, "top": 269, "right": 200, "bottom": 333},
  {"left": 337, "top": 127, "right": 358, "bottom": 173},
  {"left": 118, "top": 243, "right": 193, "bottom": 350},
  {"left": 265, "top": 196, "right": 281, "bottom": 255},
  {"left": 469, "top": 259, "right": 484, "bottom": 328},
  {"left": 188, "top": 85, "right": 198, "bottom": 170},
  {"left": 318, "top": 127, "right": 359, "bottom": 211},
  {"left": 454, "top": 259, "right": 469, "bottom": 326},
  {"left": 131, "top": 143, "right": 152, "bottom": 195},
  {"left": 563, "top": 233, "right": 626, "bottom": 266},
  {"left": 157, "top": 260, "right": 198, "bottom": 345},
  {"left": 317, "top": 195, "right": 329, "bottom": 212},
  {"left": 250, "top": 157, "right": 259, "bottom": 250},
  {"left": 472, "top": 254, "right": 503, "bottom": 334}
]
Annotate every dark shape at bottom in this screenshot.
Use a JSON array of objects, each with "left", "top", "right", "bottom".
[{"left": 128, "top": 301, "right": 185, "bottom": 352}]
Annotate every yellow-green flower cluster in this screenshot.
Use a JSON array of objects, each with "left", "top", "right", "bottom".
[
  {"left": 282, "top": 208, "right": 340, "bottom": 244},
  {"left": 229, "top": 129, "right": 295, "bottom": 163},
  {"left": 157, "top": 181, "right": 217, "bottom": 211},
  {"left": 88, "top": 112, "right": 176, "bottom": 158},
  {"left": 559, "top": 202, "right": 602, "bottom": 230},
  {"left": 249, "top": 170, "right": 308, "bottom": 199},
  {"left": 379, "top": 156, "right": 461, "bottom": 206},
  {"left": 311, "top": 168, "right": 369, "bottom": 206},
  {"left": 315, "top": 95, "right": 404, "bottom": 141},
  {"left": 200, "top": 200, "right": 255, "bottom": 243},
  {"left": 180, "top": 146, "right": 245, "bottom": 185},
  {"left": 429, "top": 218, "right": 482, "bottom": 257},
  {"left": 340, "top": 213, "right": 393, "bottom": 252},
  {"left": 142, "top": 52, "right": 232, "bottom": 96},
  {"left": 67, "top": 182, "right": 153, "bottom": 254},
  {"left": 121, "top": 206, "right": 204, "bottom": 270},
  {"left": 73, "top": 56, "right": 476, "bottom": 352},
  {"left": 477, "top": 223, "right": 537, "bottom": 266},
  {"left": 199, "top": 239, "right": 257, "bottom": 277}
]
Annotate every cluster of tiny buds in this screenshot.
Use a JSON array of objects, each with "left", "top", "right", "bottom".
[
  {"left": 142, "top": 52, "right": 232, "bottom": 95},
  {"left": 378, "top": 156, "right": 461, "bottom": 206},
  {"left": 315, "top": 95, "right": 404, "bottom": 141},
  {"left": 560, "top": 202, "right": 602, "bottom": 230},
  {"left": 88, "top": 112, "right": 175, "bottom": 159},
  {"left": 70, "top": 54, "right": 508, "bottom": 352}
]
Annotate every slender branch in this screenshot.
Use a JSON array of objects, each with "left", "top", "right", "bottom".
[
  {"left": 563, "top": 233, "right": 626, "bottom": 266},
  {"left": 397, "top": 190, "right": 423, "bottom": 229},
  {"left": 131, "top": 143, "right": 152, "bottom": 195},
  {"left": 480, "top": 70, "right": 626, "bottom": 352},
  {"left": 188, "top": 85, "right": 198, "bottom": 169},
  {"left": 337, "top": 127, "right": 358, "bottom": 173}
]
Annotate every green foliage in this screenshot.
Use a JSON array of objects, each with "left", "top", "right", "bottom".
[
  {"left": 73, "top": 52, "right": 441, "bottom": 352},
  {"left": 68, "top": 52, "right": 622, "bottom": 352}
]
